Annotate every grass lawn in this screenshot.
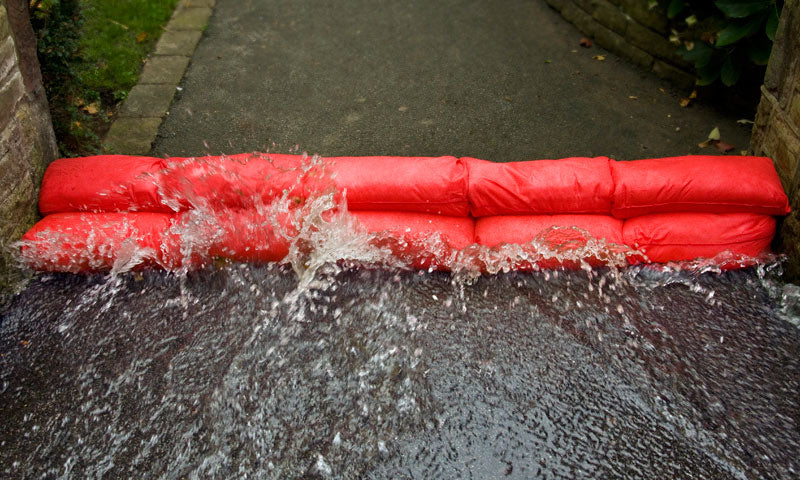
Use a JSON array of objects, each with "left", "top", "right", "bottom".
[
  {"left": 78, "top": 0, "right": 181, "bottom": 101},
  {"left": 31, "top": 0, "right": 181, "bottom": 156}
]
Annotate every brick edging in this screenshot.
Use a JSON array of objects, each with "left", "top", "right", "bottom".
[
  {"left": 103, "top": 0, "right": 215, "bottom": 155},
  {"left": 545, "top": 0, "right": 696, "bottom": 90}
]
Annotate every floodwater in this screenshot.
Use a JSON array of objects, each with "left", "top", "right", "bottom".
[
  {"left": 3, "top": 156, "right": 799, "bottom": 478},
  {"left": 1, "top": 263, "right": 799, "bottom": 479}
]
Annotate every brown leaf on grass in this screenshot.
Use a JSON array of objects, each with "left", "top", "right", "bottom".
[
  {"left": 84, "top": 103, "right": 99, "bottom": 115},
  {"left": 714, "top": 141, "right": 734, "bottom": 153},
  {"left": 593, "top": 55, "right": 606, "bottom": 61},
  {"left": 136, "top": 32, "right": 148, "bottom": 43},
  {"left": 579, "top": 37, "right": 592, "bottom": 48}
]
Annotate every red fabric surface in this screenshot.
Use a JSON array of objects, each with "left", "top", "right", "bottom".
[
  {"left": 474, "top": 214, "right": 624, "bottom": 269},
  {"left": 464, "top": 156, "right": 614, "bottom": 217},
  {"left": 20, "top": 212, "right": 180, "bottom": 272},
  {"left": 325, "top": 157, "right": 469, "bottom": 216},
  {"left": 474, "top": 214, "right": 623, "bottom": 247},
  {"left": 622, "top": 212, "right": 775, "bottom": 263},
  {"left": 610, "top": 156, "right": 790, "bottom": 218},
  {"left": 350, "top": 211, "right": 475, "bottom": 269},
  {"left": 161, "top": 153, "right": 321, "bottom": 210},
  {"left": 186, "top": 209, "right": 296, "bottom": 264},
  {"left": 39, "top": 156, "right": 169, "bottom": 214}
]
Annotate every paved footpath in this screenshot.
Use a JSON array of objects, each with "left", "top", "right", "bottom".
[{"left": 150, "top": 0, "right": 753, "bottom": 160}]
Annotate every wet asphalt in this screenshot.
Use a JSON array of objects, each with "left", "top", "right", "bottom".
[{"left": 1, "top": 267, "right": 799, "bottom": 478}]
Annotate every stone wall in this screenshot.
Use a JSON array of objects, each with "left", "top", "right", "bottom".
[
  {"left": 545, "top": 0, "right": 695, "bottom": 89},
  {"left": 750, "top": 0, "right": 800, "bottom": 280},
  {"left": 0, "top": 0, "right": 58, "bottom": 292}
]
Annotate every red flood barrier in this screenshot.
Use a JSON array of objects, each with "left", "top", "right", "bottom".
[
  {"left": 465, "top": 156, "right": 613, "bottom": 217},
  {"left": 20, "top": 212, "right": 181, "bottom": 272},
  {"left": 474, "top": 215, "right": 625, "bottom": 269},
  {"left": 610, "top": 155, "right": 791, "bottom": 218},
  {"left": 22, "top": 153, "right": 791, "bottom": 272},
  {"left": 326, "top": 156, "right": 469, "bottom": 216},
  {"left": 623, "top": 213, "right": 776, "bottom": 263},
  {"left": 161, "top": 153, "right": 320, "bottom": 210},
  {"left": 39, "top": 156, "right": 169, "bottom": 214}
]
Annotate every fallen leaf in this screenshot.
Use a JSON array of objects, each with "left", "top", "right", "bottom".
[
  {"left": 544, "top": 59, "right": 552, "bottom": 64},
  {"left": 20, "top": 340, "right": 29, "bottom": 347},
  {"left": 628, "top": 96, "right": 638, "bottom": 100},
  {"left": 740, "top": 150, "right": 748, "bottom": 155},
  {"left": 504, "top": 96, "right": 512, "bottom": 102},
  {"left": 136, "top": 32, "right": 148, "bottom": 43},
  {"left": 570, "top": 49, "right": 578, "bottom": 53},
  {"left": 593, "top": 55, "right": 606, "bottom": 61},
  {"left": 737, "top": 119, "right": 754, "bottom": 125},
  {"left": 714, "top": 141, "right": 734, "bottom": 153},
  {"left": 707, "top": 127, "right": 721, "bottom": 141},
  {"left": 689, "top": 90, "right": 697, "bottom": 99},
  {"left": 84, "top": 103, "right": 99, "bottom": 115},
  {"left": 579, "top": 37, "right": 592, "bottom": 48},
  {"left": 398, "top": 106, "right": 408, "bottom": 112},
  {"left": 680, "top": 98, "right": 691, "bottom": 107},
  {"left": 659, "top": 88, "right": 666, "bottom": 94}
]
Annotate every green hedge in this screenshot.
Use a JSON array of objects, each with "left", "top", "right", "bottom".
[{"left": 663, "top": 0, "right": 783, "bottom": 86}]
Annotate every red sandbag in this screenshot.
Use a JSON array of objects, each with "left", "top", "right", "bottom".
[
  {"left": 39, "top": 156, "right": 169, "bottom": 214},
  {"left": 325, "top": 157, "right": 469, "bottom": 216},
  {"left": 161, "top": 153, "right": 323, "bottom": 211},
  {"left": 464, "top": 157, "right": 614, "bottom": 217},
  {"left": 474, "top": 215, "right": 624, "bottom": 269},
  {"left": 178, "top": 209, "right": 296, "bottom": 264},
  {"left": 475, "top": 215, "right": 623, "bottom": 246},
  {"left": 622, "top": 212, "right": 775, "bottom": 263},
  {"left": 610, "top": 156, "right": 790, "bottom": 218},
  {"left": 350, "top": 211, "right": 475, "bottom": 269},
  {"left": 20, "top": 212, "right": 180, "bottom": 272}
]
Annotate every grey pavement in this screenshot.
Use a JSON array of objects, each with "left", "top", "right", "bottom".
[{"left": 151, "top": 0, "right": 753, "bottom": 160}]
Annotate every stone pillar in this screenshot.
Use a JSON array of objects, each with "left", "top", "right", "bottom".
[
  {"left": 0, "top": 0, "right": 58, "bottom": 292},
  {"left": 750, "top": 0, "right": 800, "bottom": 280}
]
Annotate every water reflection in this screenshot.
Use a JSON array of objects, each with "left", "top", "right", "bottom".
[{"left": 1, "top": 265, "right": 798, "bottom": 478}]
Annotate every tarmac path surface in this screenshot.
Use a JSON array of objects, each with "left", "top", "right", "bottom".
[{"left": 151, "top": 0, "right": 752, "bottom": 160}]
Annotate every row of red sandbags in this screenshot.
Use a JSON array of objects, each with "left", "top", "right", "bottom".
[
  {"left": 21, "top": 210, "right": 775, "bottom": 272},
  {"left": 37, "top": 154, "right": 790, "bottom": 218},
  {"left": 22, "top": 153, "right": 789, "bottom": 272}
]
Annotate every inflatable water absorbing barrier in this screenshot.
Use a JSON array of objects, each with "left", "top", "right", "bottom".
[{"left": 21, "top": 154, "right": 790, "bottom": 273}]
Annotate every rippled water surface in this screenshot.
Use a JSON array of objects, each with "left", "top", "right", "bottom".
[{"left": 1, "top": 264, "right": 799, "bottom": 479}]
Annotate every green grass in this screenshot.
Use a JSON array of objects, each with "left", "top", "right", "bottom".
[
  {"left": 78, "top": 0, "right": 180, "bottom": 99},
  {"left": 30, "top": 0, "right": 181, "bottom": 155}
]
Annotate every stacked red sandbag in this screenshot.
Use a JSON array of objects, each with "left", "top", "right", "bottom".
[
  {"left": 611, "top": 156, "right": 788, "bottom": 264},
  {"left": 324, "top": 156, "right": 473, "bottom": 269}
]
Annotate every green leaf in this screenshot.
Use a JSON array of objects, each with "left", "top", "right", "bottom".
[
  {"left": 720, "top": 55, "right": 741, "bottom": 86},
  {"left": 766, "top": 7, "right": 779, "bottom": 40},
  {"left": 746, "top": 37, "right": 773, "bottom": 65},
  {"left": 668, "top": 0, "right": 687, "bottom": 19},
  {"left": 696, "top": 63, "right": 721, "bottom": 86},
  {"left": 714, "top": 0, "right": 773, "bottom": 18},
  {"left": 680, "top": 41, "right": 714, "bottom": 68},
  {"left": 716, "top": 16, "right": 767, "bottom": 47}
]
